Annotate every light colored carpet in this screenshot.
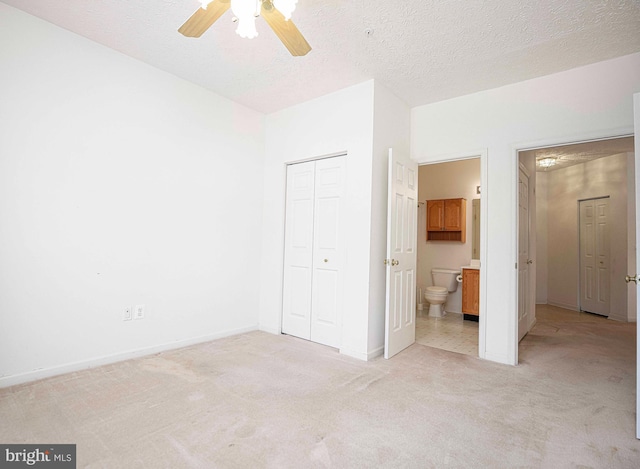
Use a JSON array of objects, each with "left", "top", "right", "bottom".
[{"left": 1, "top": 305, "right": 638, "bottom": 468}]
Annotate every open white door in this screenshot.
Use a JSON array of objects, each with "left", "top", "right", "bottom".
[
  {"left": 633, "top": 93, "right": 640, "bottom": 440},
  {"left": 517, "top": 165, "right": 531, "bottom": 341},
  {"left": 384, "top": 149, "right": 418, "bottom": 359}
]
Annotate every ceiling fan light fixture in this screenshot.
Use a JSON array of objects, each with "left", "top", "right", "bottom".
[
  {"left": 179, "top": 0, "right": 311, "bottom": 56},
  {"left": 273, "top": 0, "right": 298, "bottom": 21},
  {"left": 231, "top": 0, "right": 260, "bottom": 38}
]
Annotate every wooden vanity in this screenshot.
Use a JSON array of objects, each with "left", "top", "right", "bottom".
[{"left": 461, "top": 267, "right": 479, "bottom": 321}]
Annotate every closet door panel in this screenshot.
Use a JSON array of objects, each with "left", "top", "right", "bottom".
[
  {"left": 282, "top": 161, "right": 316, "bottom": 340},
  {"left": 312, "top": 270, "right": 339, "bottom": 326},
  {"left": 310, "top": 156, "right": 346, "bottom": 348}
]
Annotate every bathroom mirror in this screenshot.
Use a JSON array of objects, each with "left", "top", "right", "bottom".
[{"left": 472, "top": 198, "right": 480, "bottom": 259}]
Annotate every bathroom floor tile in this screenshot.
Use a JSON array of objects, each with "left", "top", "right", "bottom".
[{"left": 415, "top": 309, "right": 479, "bottom": 356}]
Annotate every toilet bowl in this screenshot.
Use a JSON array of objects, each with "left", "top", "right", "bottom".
[
  {"left": 425, "top": 268, "right": 461, "bottom": 318},
  {"left": 424, "top": 286, "right": 449, "bottom": 317}
]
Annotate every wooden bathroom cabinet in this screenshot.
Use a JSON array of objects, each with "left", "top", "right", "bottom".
[
  {"left": 461, "top": 268, "right": 480, "bottom": 319},
  {"left": 426, "top": 198, "right": 466, "bottom": 242}
]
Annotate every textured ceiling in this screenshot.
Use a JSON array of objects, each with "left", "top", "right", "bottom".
[
  {"left": 522, "top": 137, "right": 635, "bottom": 172},
  {"left": 2, "top": 0, "right": 640, "bottom": 113}
]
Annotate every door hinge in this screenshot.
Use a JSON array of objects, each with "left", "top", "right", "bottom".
[{"left": 515, "top": 262, "right": 518, "bottom": 269}]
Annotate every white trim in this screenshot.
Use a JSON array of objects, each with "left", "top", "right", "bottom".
[
  {"left": 0, "top": 325, "right": 259, "bottom": 388},
  {"left": 285, "top": 151, "right": 348, "bottom": 166},
  {"left": 366, "top": 345, "right": 384, "bottom": 360},
  {"left": 339, "top": 345, "right": 384, "bottom": 361},
  {"left": 483, "top": 351, "right": 512, "bottom": 365},
  {"left": 511, "top": 126, "right": 635, "bottom": 365},
  {"left": 547, "top": 300, "right": 579, "bottom": 311},
  {"left": 258, "top": 325, "right": 281, "bottom": 335},
  {"left": 413, "top": 148, "right": 489, "bottom": 361},
  {"left": 512, "top": 128, "right": 634, "bottom": 153},
  {"left": 607, "top": 311, "right": 628, "bottom": 322},
  {"left": 339, "top": 347, "right": 369, "bottom": 361}
]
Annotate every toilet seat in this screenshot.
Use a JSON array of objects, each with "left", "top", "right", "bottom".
[{"left": 425, "top": 286, "right": 447, "bottom": 294}]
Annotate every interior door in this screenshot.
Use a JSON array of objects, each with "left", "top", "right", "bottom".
[
  {"left": 633, "top": 92, "right": 640, "bottom": 440},
  {"left": 282, "top": 161, "right": 316, "bottom": 340},
  {"left": 384, "top": 149, "right": 418, "bottom": 359},
  {"left": 309, "top": 156, "right": 346, "bottom": 348},
  {"left": 579, "top": 198, "right": 610, "bottom": 316},
  {"left": 518, "top": 165, "right": 531, "bottom": 342}
]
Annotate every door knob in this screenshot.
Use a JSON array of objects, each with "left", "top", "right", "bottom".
[
  {"left": 323, "top": 259, "right": 328, "bottom": 263},
  {"left": 625, "top": 275, "right": 638, "bottom": 284},
  {"left": 392, "top": 259, "right": 399, "bottom": 266}
]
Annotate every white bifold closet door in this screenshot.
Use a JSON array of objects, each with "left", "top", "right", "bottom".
[{"left": 282, "top": 156, "right": 346, "bottom": 348}]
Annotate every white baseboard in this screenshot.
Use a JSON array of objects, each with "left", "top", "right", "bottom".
[
  {"left": 366, "top": 345, "right": 384, "bottom": 360},
  {"left": 0, "top": 325, "right": 258, "bottom": 389},
  {"left": 339, "top": 347, "right": 368, "bottom": 361},
  {"left": 258, "top": 324, "right": 281, "bottom": 335},
  {"left": 607, "top": 312, "right": 627, "bottom": 322},
  {"left": 483, "top": 351, "right": 516, "bottom": 366},
  {"left": 547, "top": 300, "right": 579, "bottom": 311},
  {"left": 339, "top": 345, "right": 385, "bottom": 361}
]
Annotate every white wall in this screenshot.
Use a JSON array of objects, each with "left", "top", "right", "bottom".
[
  {"left": 259, "top": 81, "right": 376, "bottom": 360},
  {"left": 411, "top": 52, "right": 640, "bottom": 364},
  {"left": 545, "top": 154, "right": 629, "bottom": 321},
  {"left": 260, "top": 81, "right": 410, "bottom": 360},
  {"left": 369, "top": 82, "right": 411, "bottom": 354},
  {"left": 0, "top": 5, "right": 265, "bottom": 386},
  {"left": 417, "top": 159, "right": 481, "bottom": 313}
]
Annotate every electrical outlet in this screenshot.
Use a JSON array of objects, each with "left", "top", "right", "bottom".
[
  {"left": 134, "top": 304, "right": 145, "bottom": 320},
  {"left": 123, "top": 306, "right": 132, "bottom": 321}
]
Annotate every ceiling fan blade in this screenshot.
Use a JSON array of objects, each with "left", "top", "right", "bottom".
[
  {"left": 178, "top": 0, "right": 231, "bottom": 38},
  {"left": 261, "top": 2, "right": 311, "bottom": 56}
]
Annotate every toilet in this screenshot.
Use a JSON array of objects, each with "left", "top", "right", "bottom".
[{"left": 424, "top": 268, "right": 461, "bottom": 318}]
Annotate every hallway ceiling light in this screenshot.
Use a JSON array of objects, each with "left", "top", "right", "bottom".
[
  {"left": 538, "top": 157, "right": 557, "bottom": 168},
  {"left": 525, "top": 137, "right": 634, "bottom": 173}
]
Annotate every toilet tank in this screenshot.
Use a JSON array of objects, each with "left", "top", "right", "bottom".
[{"left": 431, "top": 268, "right": 461, "bottom": 292}]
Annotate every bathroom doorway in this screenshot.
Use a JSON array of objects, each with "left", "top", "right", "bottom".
[{"left": 416, "top": 158, "right": 481, "bottom": 356}]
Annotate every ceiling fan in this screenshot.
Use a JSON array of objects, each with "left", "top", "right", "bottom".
[{"left": 178, "top": 0, "right": 311, "bottom": 57}]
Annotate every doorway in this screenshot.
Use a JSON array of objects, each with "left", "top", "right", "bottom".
[
  {"left": 415, "top": 158, "right": 481, "bottom": 356},
  {"left": 516, "top": 136, "right": 635, "bottom": 346}
]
